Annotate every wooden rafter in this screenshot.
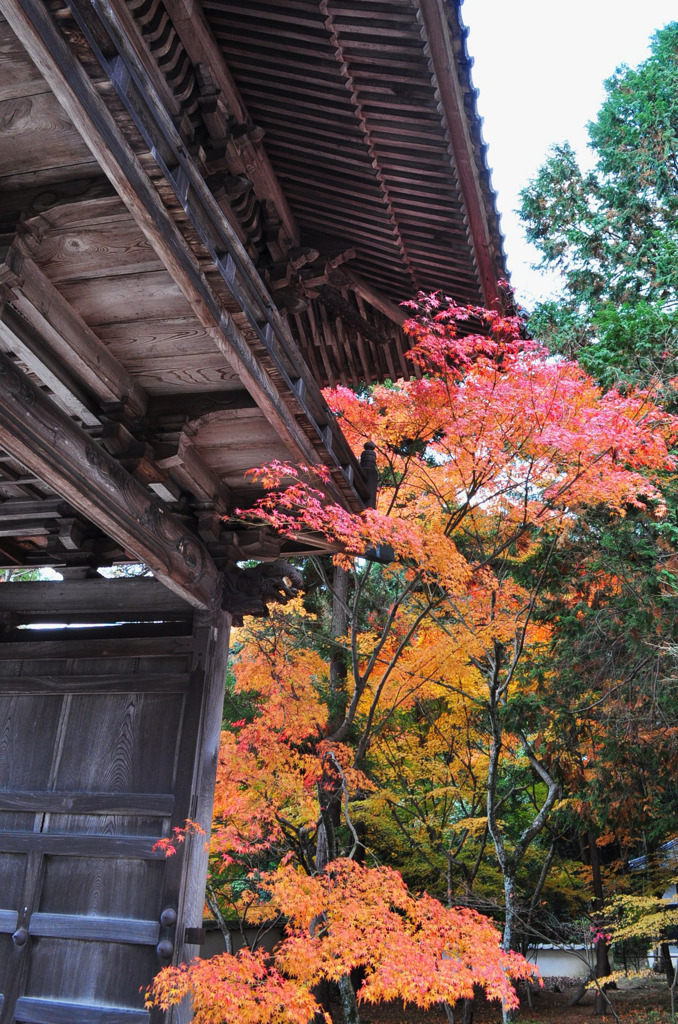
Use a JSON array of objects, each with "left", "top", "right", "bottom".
[
  {"left": 141, "top": 0, "right": 413, "bottom": 333},
  {"left": 415, "top": 0, "right": 502, "bottom": 307},
  {"left": 162, "top": 0, "right": 301, "bottom": 252}
]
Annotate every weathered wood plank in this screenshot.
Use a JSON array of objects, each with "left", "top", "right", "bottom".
[
  {"left": 13, "top": 998, "right": 149, "bottom": 1024},
  {"left": 0, "top": 674, "right": 189, "bottom": 694},
  {"left": 0, "top": 792, "right": 174, "bottom": 815},
  {"left": 118, "top": 355, "right": 243, "bottom": 393},
  {"left": 29, "top": 913, "right": 159, "bottom": 945},
  {"left": 0, "top": 356, "right": 219, "bottom": 609},
  {"left": 0, "top": 14, "right": 44, "bottom": 100},
  {"left": 59, "top": 271, "right": 193, "bottom": 326},
  {"left": 0, "top": 833, "right": 164, "bottom": 858},
  {"left": 96, "top": 316, "right": 225, "bottom": 361},
  {"left": 0, "top": 91, "right": 95, "bottom": 181},
  {"left": 0, "top": 579, "right": 190, "bottom": 618},
  {"left": 0, "top": 635, "right": 194, "bottom": 660}
]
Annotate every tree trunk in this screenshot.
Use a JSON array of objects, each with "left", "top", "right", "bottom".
[
  {"left": 501, "top": 874, "right": 518, "bottom": 1024},
  {"left": 329, "top": 563, "right": 349, "bottom": 729},
  {"left": 338, "top": 973, "right": 361, "bottom": 1024},
  {"left": 588, "top": 832, "right": 613, "bottom": 1016},
  {"left": 455, "top": 994, "right": 475, "bottom": 1024},
  {"left": 502, "top": 872, "right": 518, "bottom": 953},
  {"left": 315, "top": 748, "right": 361, "bottom": 1024},
  {"left": 660, "top": 942, "right": 676, "bottom": 988},
  {"left": 593, "top": 937, "right": 612, "bottom": 1015}
]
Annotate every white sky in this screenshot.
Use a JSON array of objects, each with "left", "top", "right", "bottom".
[{"left": 461, "top": 1, "right": 678, "bottom": 309}]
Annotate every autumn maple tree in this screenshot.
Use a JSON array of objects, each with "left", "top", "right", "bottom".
[
  {"left": 147, "top": 294, "right": 677, "bottom": 1023},
  {"left": 147, "top": 859, "right": 535, "bottom": 1024}
]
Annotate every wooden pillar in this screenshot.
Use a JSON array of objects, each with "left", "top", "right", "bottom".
[{"left": 165, "top": 605, "right": 231, "bottom": 1024}]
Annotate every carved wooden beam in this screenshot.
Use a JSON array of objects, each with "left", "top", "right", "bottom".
[
  {"left": 221, "top": 559, "right": 303, "bottom": 626},
  {"left": 0, "top": 351, "right": 219, "bottom": 609},
  {"left": 147, "top": 390, "right": 257, "bottom": 435},
  {"left": 0, "top": 176, "right": 117, "bottom": 230}
]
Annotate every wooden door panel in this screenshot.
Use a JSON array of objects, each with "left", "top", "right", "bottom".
[
  {"left": 0, "top": 813, "right": 35, "bottom": 832},
  {"left": 38, "top": 857, "right": 165, "bottom": 917},
  {"left": 42, "top": 814, "right": 166, "bottom": 837},
  {"left": 24, "top": 938, "right": 158, "bottom": 1003},
  {"left": 0, "top": 696, "right": 63, "bottom": 788},
  {"left": 0, "top": 581, "right": 229, "bottom": 1022},
  {"left": 49, "top": 693, "right": 185, "bottom": 794},
  {"left": 0, "top": 935, "right": 14, "bottom": 992}
]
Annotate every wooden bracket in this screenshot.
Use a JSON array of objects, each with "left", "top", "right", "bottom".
[{"left": 221, "top": 559, "right": 303, "bottom": 626}]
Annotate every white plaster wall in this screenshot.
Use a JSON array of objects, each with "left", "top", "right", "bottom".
[{"left": 526, "top": 947, "right": 594, "bottom": 978}]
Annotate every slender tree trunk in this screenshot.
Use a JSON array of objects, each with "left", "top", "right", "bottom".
[
  {"left": 456, "top": 991, "right": 476, "bottom": 1024},
  {"left": 205, "top": 883, "right": 233, "bottom": 954},
  {"left": 328, "top": 563, "right": 349, "bottom": 729},
  {"left": 660, "top": 942, "right": 676, "bottom": 988},
  {"left": 315, "top": 750, "right": 361, "bottom": 1024},
  {"left": 497, "top": 873, "right": 520, "bottom": 1024},
  {"left": 502, "top": 873, "right": 518, "bottom": 954},
  {"left": 668, "top": 949, "right": 677, "bottom": 1024},
  {"left": 588, "top": 832, "right": 612, "bottom": 1015}
]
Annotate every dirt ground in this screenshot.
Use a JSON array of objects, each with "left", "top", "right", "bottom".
[{"left": 338, "top": 975, "right": 674, "bottom": 1024}]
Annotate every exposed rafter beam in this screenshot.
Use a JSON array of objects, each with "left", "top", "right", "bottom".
[
  {"left": 162, "top": 0, "right": 300, "bottom": 251},
  {"left": 138, "top": 0, "right": 409, "bottom": 332},
  {"left": 416, "top": 0, "right": 501, "bottom": 307},
  {"left": 0, "top": 349, "right": 219, "bottom": 609},
  {"left": 340, "top": 270, "right": 407, "bottom": 328},
  {"left": 0, "top": 305, "right": 99, "bottom": 428}
]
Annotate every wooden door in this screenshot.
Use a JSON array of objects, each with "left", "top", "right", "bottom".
[{"left": 0, "top": 578, "right": 229, "bottom": 1023}]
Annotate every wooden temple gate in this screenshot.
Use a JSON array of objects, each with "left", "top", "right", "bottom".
[{"left": 0, "top": 0, "right": 506, "bottom": 1018}]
